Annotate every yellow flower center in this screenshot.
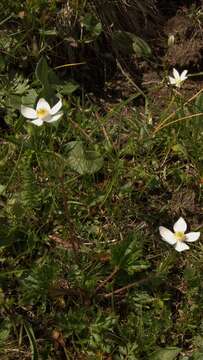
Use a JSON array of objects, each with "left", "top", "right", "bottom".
[
  {"left": 36, "top": 108, "right": 49, "bottom": 119},
  {"left": 175, "top": 231, "right": 185, "bottom": 241}
]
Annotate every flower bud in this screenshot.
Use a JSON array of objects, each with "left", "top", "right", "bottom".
[{"left": 168, "top": 34, "right": 175, "bottom": 47}]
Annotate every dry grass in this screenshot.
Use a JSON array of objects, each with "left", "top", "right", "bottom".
[{"left": 91, "top": 0, "right": 158, "bottom": 36}]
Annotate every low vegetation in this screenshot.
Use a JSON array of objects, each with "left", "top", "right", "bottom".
[{"left": 1, "top": 1, "right": 203, "bottom": 359}]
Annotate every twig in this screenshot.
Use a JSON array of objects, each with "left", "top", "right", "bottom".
[
  {"left": 95, "top": 112, "right": 115, "bottom": 151},
  {"left": 96, "top": 266, "right": 119, "bottom": 292},
  {"left": 103, "top": 274, "right": 156, "bottom": 299},
  {"left": 54, "top": 62, "right": 86, "bottom": 70},
  {"left": 155, "top": 112, "right": 203, "bottom": 132},
  {"left": 153, "top": 87, "right": 203, "bottom": 134},
  {"left": 69, "top": 118, "right": 94, "bottom": 144},
  {"left": 116, "top": 60, "right": 146, "bottom": 98}
]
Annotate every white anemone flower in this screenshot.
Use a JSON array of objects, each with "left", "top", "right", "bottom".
[
  {"left": 21, "top": 98, "right": 63, "bottom": 126},
  {"left": 168, "top": 68, "right": 188, "bottom": 88},
  {"left": 159, "top": 217, "right": 200, "bottom": 252}
]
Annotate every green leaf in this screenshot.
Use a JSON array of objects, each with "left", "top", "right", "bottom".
[
  {"left": 0, "top": 55, "right": 5, "bottom": 71},
  {"left": 35, "top": 56, "right": 49, "bottom": 87},
  {"left": 0, "top": 185, "right": 6, "bottom": 195},
  {"left": 67, "top": 141, "right": 103, "bottom": 175},
  {"left": 12, "top": 75, "right": 30, "bottom": 95},
  {"left": 93, "top": 22, "right": 102, "bottom": 37},
  {"left": 24, "top": 322, "right": 39, "bottom": 360},
  {"left": 111, "top": 237, "right": 135, "bottom": 267},
  {"left": 192, "top": 93, "right": 203, "bottom": 125},
  {"left": 39, "top": 29, "right": 58, "bottom": 36},
  {"left": 151, "top": 347, "right": 181, "bottom": 360},
  {"left": 112, "top": 31, "right": 151, "bottom": 57},
  {"left": 8, "top": 94, "right": 21, "bottom": 109},
  {"left": 112, "top": 31, "right": 134, "bottom": 55},
  {"left": 172, "top": 144, "right": 187, "bottom": 157},
  {"left": 21, "top": 89, "right": 38, "bottom": 107},
  {"left": 82, "top": 13, "right": 102, "bottom": 40},
  {"left": 58, "top": 82, "right": 79, "bottom": 95},
  {"left": 111, "top": 232, "right": 149, "bottom": 273},
  {"left": 35, "top": 58, "right": 58, "bottom": 99},
  {"left": 195, "top": 93, "right": 203, "bottom": 112},
  {"left": 192, "top": 353, "right": 203, "bottom": 360},
  {"left": 132, "top": 36, "right": 151, "bottom": 57},
  {"left": 0, "top": 319, "right": 11, "bottom": 347}
]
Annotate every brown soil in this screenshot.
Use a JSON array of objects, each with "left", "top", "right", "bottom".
[
  {"left": 98, "top": 2, "right": 203, "bottom": 117},
  {"left": 163, "top": 6, "right": 203, "bottom": 68}
]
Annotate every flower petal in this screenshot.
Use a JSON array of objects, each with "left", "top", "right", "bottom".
[
  {"left": 173, "top": 217, "right": 187, "bottom": 233},
  {"left": 180, "top": 70, "right": 188, "bottom": 80},
  {"left": 21, "top": 105, "right": 37, "bottom": 119},
  {"left": 45, "top": 112, "right": 63, "bottom": 123},
  {"left": 50, "top": 98, "right": 62, "bottom": 115},
  {"left": 30, "top": 118, "right": 43, "bottom": 126},
  {"left": 36, "top": 98, "right": 51, "bottom": 112},
  {"left": 173, "top": 68, "right": 180, "bottom": 80},
  {"left": 159, "top": 226, "right": 176, "bottom": 245},
  {"left": 185, "top": 232, "right": 200, "bottom": 242},
  {"left": 175, "top": 241, "right": 189, "bottom": 252},
  {"left": 168, "top": 76, "right": 176, "bottom": 84},
  {"left": 42, "top": 114, "right": 52, "bottom": 122}
]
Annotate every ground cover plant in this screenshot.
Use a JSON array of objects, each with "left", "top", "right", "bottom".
[{"left": 1, "top": 0, "right": 203, "bottom": 359}]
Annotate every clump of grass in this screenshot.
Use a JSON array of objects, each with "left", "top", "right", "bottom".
[
  {"left": 0, "top": 0, "right": 158, "bottom": 94},
  {"left": 91, "top": 0, "right": 157, "bottom": 35},
  {"left": 1, "top": 1, "right": 203, "bottom": 360}
]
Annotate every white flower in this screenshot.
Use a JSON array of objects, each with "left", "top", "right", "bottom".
[
  {"left": 159, "top": 217, "right": 200, "bottom": 252},
  {"left": 168, "top": 68, "right": 188, "bottom": 88},
  {"left": 21, "top": 98, "right": 63, "bottom": 126}
]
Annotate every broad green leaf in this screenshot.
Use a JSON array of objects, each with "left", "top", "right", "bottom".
[
  {"left": 132, "top": 36, "right": 151, "bottom": 57},
  {"left": 35, "top": 56, "right": 49, "bottom": 87},
  {"left": 58, "top": 82, "right": 79, "bottom": 95},
  {"left": 36, "top": 58, "right": 59, "bottom": 99},
  {"left": 151, "top": 347, "right": 181, "bottom": 360},
  {"left": 112, "top": 31, "right": 151, "bottom": 57},
  {"left": 82, "top": 13, "right": 102, "bottom": 40},
  {"left": 47, "top": 67, "right": 60, "bottom": 85},
  {"left": 93, "top": 22, "right": 102, "bottom": 37},
  {"left": 112, "top": 31, "right": 135, "bottom": 55},
  {"left": 67, "top": 141, "right": 103, "bottom": 175}
]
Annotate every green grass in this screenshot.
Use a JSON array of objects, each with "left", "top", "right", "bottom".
[{"left": 1, "top": 1, "right": 203, "bottom": 359}]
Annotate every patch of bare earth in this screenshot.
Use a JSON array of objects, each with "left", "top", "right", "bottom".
[{"left": 164, "top": 6, "right": 203, "bottom": 68}]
